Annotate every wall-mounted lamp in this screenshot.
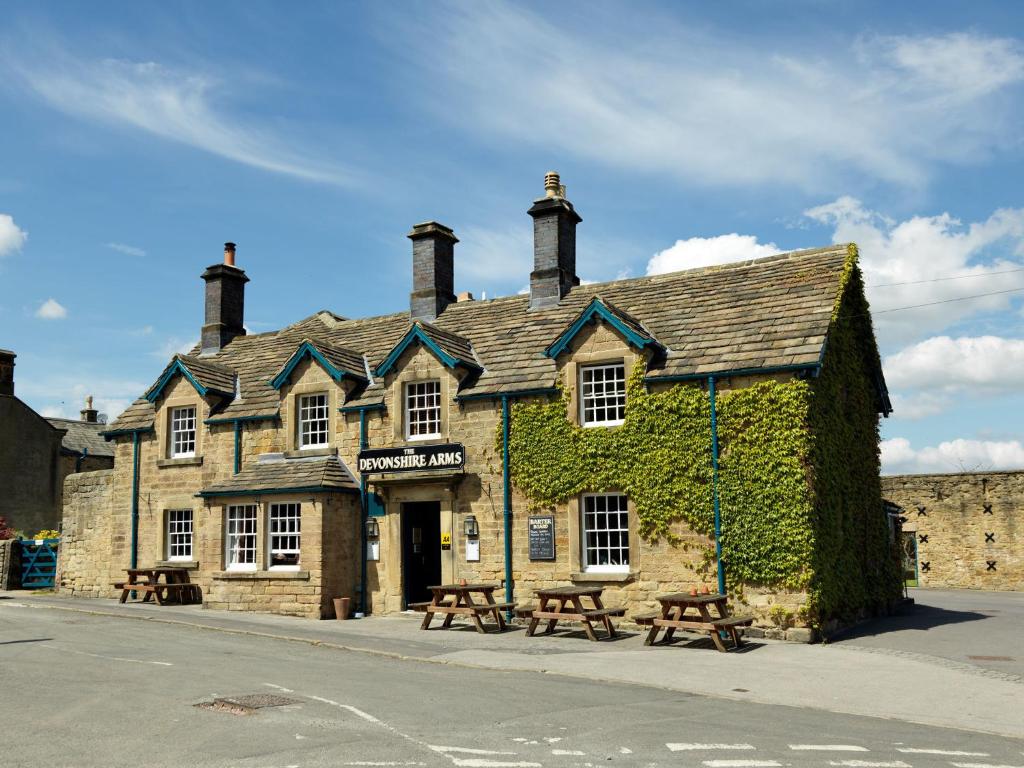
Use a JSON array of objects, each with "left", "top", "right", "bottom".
[
  {"left": 464, "top": 514, "right": 479, "bottom": 539},
  {"left": 366, "top": 517, "right": 380, "bottom": 540}
]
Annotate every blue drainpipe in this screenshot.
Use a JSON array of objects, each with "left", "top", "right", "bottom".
[
  {"left": 75, "top": 447, "right": 89, "bottom": 473},
  {"left": 130, "top": 430, "right": 141, "bottom": 598},
  {"left": 359, "top": 408, "right": 369, "bottom": 617},
  {"left": 708, "top": 376, "right": 725, "bottom": 596},
  {"left": 233, "top": 420, "right": 241, "bottom": 475},
  {"left": 502, "top": 395, "right": 514, "bottom": 619}
]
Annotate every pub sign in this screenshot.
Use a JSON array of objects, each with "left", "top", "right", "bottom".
[
  {"left": 528, "top": 515, "right": 556, "bottom": 561},
  {"left": 358, "top": 443, "right": 465, "bottom": 474}
]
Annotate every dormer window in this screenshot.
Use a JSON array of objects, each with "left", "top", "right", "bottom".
[
  {"left": 406, "top": 380, "right": 441, "bottom": 440},
  {"left": 580, "top": 363, "right": 626, "bottom": 426},
  {"left": 298, "top": 393, "right": 329, "bottom": 448},
  {"left": 170, "top": 406, "right": 197, "bottom": 457}
]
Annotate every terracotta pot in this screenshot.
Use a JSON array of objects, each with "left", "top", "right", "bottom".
[
  {"left": 333, "top": 597, "right": 351, "bottom": 620},
  {"left": 688, "top": 587, "right": 698, "bottom": 596},
  {"left": 459, "top": 578, "right": 467, "bottom": 586},
  {"left": 701, "top": 585, "right": 710, "bottom": 595}
]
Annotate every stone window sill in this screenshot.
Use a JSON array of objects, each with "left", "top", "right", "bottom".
[
  {"left": 157, "top": 456, "right": 204, "bottom": 468},
  {"left": 283, "top": 447, "right": 335, "bottom": 459},
  {"left": 571, "top": 571, "right": 636, "bottom": 584},
  {"left": 213, "top": 570, "right": 310, "bottom": 581},
  {"left": 157, "top": 560, "right": 199, "bottom": 569}
]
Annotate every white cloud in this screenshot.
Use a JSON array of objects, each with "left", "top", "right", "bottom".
[
  {"left": 886, "top": 392, "right": 952, "bottom": 421},
  {"left": 152, "top": 336, "right": 197, "bottom": 359},
  {"left": 805, "top": 198, "right": 1024, "bottom": 343},
  {"left": 458, "top": 224, "right": 533, "bottom": 285},
  {"left": 885, "top": 336, "right": 1024, "bottom": 393},
  {"left": 106, "top": 242, "right": 146, "bottom": 257},
  {"left": 882, "top": 436, "right": 1024, "bottom": 474},
  {"left": 398, "top": 5, "right": 1024, "bottom": 189},
  {"left": 0, "top": 213, "right": 27, "bottom": 257},
  {"left": 10, "top": 55, "right": 350, "bottom": 185},
  {"left": 18, "top": 373, "right": 148, "bottom": 424},
  {"left": 35, "top": 298, "right": 67, "bottom": 320},
  {"left": 647, "top": 234, "right": 781, "bottom": 275}
]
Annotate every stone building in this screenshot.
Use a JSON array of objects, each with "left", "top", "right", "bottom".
[
  {"left": 883, "top": 471, "right": 1022, "bottom": 591},
  {"left": 0, "top": 350, "right": 113, "bottom": 535},
  {"left": 60, "top": 173, "right": 900, "bottom": 628}
]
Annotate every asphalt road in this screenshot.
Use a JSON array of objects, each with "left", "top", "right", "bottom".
[
  {"left": 2, "top": 601, "right": 1022, "bottom": 768},
  {"left": 834, "top": 588, "right": 1024, "bottom": 679}
]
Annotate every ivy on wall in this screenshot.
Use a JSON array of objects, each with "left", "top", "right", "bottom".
[{"left": 501, "top": 246, "right": 901, "bottom": 624}]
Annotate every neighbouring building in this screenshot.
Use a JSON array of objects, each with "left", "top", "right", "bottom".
[
  {"left": 59, "top": 173, "right": 901, "bottom": 630},
  {"left": 0, "top": 349, "right": 113, "bottom": 536},
  {"left": 883, "top": 471, "right": 1023, "bottom": 591}
]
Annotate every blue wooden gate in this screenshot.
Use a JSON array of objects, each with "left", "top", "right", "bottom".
[{"left": 19, "top": 538, "right": 59, "bottom": 589}]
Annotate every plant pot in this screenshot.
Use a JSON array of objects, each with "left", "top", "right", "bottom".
[{"left": 333, "top": 597, "right": 351, "bottom": 620}]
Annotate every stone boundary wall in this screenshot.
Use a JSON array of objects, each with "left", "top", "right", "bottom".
[
  {"left": 882, "top": 470, "right": 1022, "bottom": 591},
  {"left": 0, "top": 539, "right": 19, "bottom": 590},
  {"left": 58, "top": 469, "right": 114, "bottom": 597}
]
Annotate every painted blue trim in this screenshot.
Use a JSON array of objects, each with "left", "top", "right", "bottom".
[
  {"left": 270, "top": 340, "right": 364, "bottom": 390},
  {"left": 146, "top": 358, "right": 229, "bottom": 403},
  {"left": 455, "top": 387, "right": 560, "bottom": 403},
  {"left": 374, "top": 324, "right": 475, "bottom": 377},
  {"left": 196, "top": 485, "right": 359, "bottom": 498},
  {"left": 130, "top": 431, "right": 140, "bottom": 598},
  {"left": 645, "top": 362, "right": 820, "bottom": 385},
  {"left": 75, "top": 447, "right": 89, "bottom": 473},
  {"left": 100, "top": 426, "right": 155, "bottom": 440},
  {"left": 502, "top": 395, "right": 513, "bottom": 620},
  {"left": 359, "top": 408, "right": 369, "bottom": 617},
  {"left": 204, "top": 414, "right": 278, "bottom": 425},
  {"left": 708, "top": 376, "right": 725, "bottom": 596},
  {"left": 544, "top": 298, "right": 661, "bottom": 359},
  {"left": 233, "top": 421, "right": 241, "bottom": 475},
  {"left": 339, "top": 403, "right": 387, "bottom": 414}
]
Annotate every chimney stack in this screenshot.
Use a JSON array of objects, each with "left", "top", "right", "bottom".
[
  {"left": 409, "top": 222, "right": 457, "bottom": 322},
  {"left": 0, "top": 349, "right": 14, "bottom": 397},
  {"left": 81, "top": 395, "right": 98, "bottom": 423},
  {"left": 529, "top": 171, "right": 581, "bottom": 310},
  {"left": 201, "top": 241, "right": 249, "bottom": 355}
]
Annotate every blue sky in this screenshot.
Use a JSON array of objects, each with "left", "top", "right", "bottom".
[{"left": 2, "top": 1, "right": 1023, "bottom": 474}]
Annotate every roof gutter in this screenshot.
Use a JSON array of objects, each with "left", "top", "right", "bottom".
[
  {"left": 339, "top": 403, "right": 387, "bottom": 414},
  {"left": 196, "top": 485, "right": 359, "bottom": 499},
  {"left": 204, "top": 414, "right": 279, "bottom": 425},
  {"left": 645, "top": 362, "right": 820, "bottom": 384},
  {"left": 100, "top": 426, "right": 155, "bottom": 441},
  {"left": 455, "top": 387, "right": 560, "bottom": 403}
]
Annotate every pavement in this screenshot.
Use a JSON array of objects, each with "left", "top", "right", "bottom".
[
  {"left": 2, "top": 592, "right": 1023, "bottom": 768},
  {"left": 1, "top": 587, "right": 1022, "bottom": 741}
]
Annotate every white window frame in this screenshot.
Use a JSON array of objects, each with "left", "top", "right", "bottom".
[
  {"left": 169, "top": 405, "right": 197, "bottom": 457},
  {"left": 298, "top": 393, "right": 329, "bottom": 449},
  {"left": 267, "top": 502, "right": 301, "bottom": 570},
  {"left": 166, "top": 509, "right": 193, "bottom": 562},
  {"left": 579, "top": 363, "right": 626, "bottom": 427},
  {"left": 405, "top": 380, "right": 442, "bottom": 441},
  {"left": 581, "top": 493, "right": 630, "bottom": 573},
  {"left": 225, "top": 504, "right": 258, "bottom": 571}
]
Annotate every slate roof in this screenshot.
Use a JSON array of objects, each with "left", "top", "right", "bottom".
[
  {"left": 197, "top": 455, "right": 359, "bottom": 497},
  {"left": 270, "top": 338, "right": 368, "bottom": 388},
  {"left": 46, "top": 418, "right": 115, "bottom": 458},
  {"left": 145, "top": 354, "right": 236, "bottom": 401},
  {"left": 109, "top": 244, "right": 871, "bottom": 433}
]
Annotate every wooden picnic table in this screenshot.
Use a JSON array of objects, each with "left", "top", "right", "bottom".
[
  {"left": 114, "top": 568, "right": 197, "bottom": 605},
  {"left": 635, "top": 592, "right": 753, "bottom": 652},
  {"left": 522, "top": 585, "right": 625, "bottom": 641},
  {"left": 410, "top": 583, "right": 515, "bottom": 633}
]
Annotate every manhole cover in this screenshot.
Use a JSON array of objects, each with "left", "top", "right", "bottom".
[
  {"left": 195, "top": 693, "right": 299, "bottom": 715},
  {"left": 967, "top": 655, "right": 1014, "bottom": 662}
]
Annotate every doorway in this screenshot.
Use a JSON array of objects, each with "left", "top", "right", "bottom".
[{"left": 402, "top": 501, "right": 442, "bottom": 606}]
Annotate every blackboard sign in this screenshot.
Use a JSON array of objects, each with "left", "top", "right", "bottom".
[
  {"left": 528, "top": 515, "right": 555, "bottom": 561},
  {"left": 358, "top": 443, "right": 465, "bottom": 474}
]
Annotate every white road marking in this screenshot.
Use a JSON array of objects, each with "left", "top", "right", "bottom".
[
  {"left": 430, "top": 747, "right": 517, "bottom": 756},
  {"left": 619, "top": 748, "right": 633, "bottom": 755},
  {"left": 952, "top": 763, "right": 1024, "bottom": 768},
  {"left": 897, "top": 751, "right": 990, "bottom": 757},
  {"left": 669, "top": 744, "right": 756, "bottom": 751},
  {"left": 790, "top": 745, "right": 869, "bottom": 752},
  {"left": 264, "top": 682, "right": 295, "bottom": 693},
  {"left": 308, "top": 696, "right": 383, "bottom": 724},
  {"left": 545, "top": 738, "right": 562, "bottom": 744},
  {"left": 341, "top": 763, "right": 426, "bottom": 766},
  {"left": 552, "top": 750, "right": 584, "bottom": 756},
  {"left": 39, "top": 645, "right": 172, "bottom": 666},
  {"left": 449, "top": 761, "right": 541, "bottom": 768},
  {"left": 703, "top": 761, "right": 781, "bottom": 768},
  {"left": 829, "top": 762, "right": 911, "bottom": 767}
]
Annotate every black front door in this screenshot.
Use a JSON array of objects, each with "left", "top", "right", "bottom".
[{"left": 402, "top": 501, "right": 442, "bottom": 606}]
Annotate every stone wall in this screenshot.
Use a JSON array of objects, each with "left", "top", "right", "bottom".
[
  {"left": 0, "top": 395, "right": 64, "bottom": 534},
  {"left": 58, "top": 470, "right": 114, "bottom": 597},
  {"left": 882, "top": 470, "right": 1022, "bottom": 591}
]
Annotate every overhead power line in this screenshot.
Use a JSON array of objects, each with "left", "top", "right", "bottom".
[
  {"left": 870, "top": 267, "right": 1024, "bottom": 288},
  {"left": 874, "top": 285, "right": 1024, "bottom": 315}
]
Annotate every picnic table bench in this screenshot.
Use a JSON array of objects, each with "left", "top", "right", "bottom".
[
  {"left": 634, "top": 592, "right": 753, "bottom": 652},
  {"left": 113, "top": 568, "right": 198, "bottom": 605},
  {"left": 410, "top": 583, "right": 514, "bottom": 633},
  {"left": 520, "top": 585, "right": 625, "bottom": 641}
]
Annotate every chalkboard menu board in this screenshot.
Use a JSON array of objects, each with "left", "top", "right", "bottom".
[{"left": 528, "top": 515, "right": 555, "bottom": 561}]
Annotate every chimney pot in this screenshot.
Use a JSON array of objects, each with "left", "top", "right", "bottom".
[
  {"left": 0, "top": 348, "right": 15, "bottom": 397},
  {"left": 529, "top": 172, "right": 581, "bottom": 310},
  {"left": 457, "top": 291, "right": 475, "bottom": 302},
  {"left": 81, "top": 394, "right": 98, "bottom": 423},
  {"left": 224, "top": 242, "right": 237, "bottom": 266},
  {"left": 409, "top": 221, "right": 458, "bottom": 322},
  {"left": 201, "top": 242, "right": 249, "bottom": 355}
]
